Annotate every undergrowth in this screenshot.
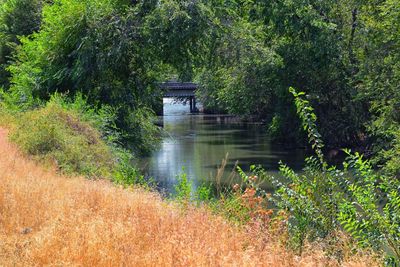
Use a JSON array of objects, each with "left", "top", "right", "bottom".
[
  {"left": 265, "top": 88, "right": 399, "bottom": 264},
  {"left": 10, "top": 99, "right": 114, "bottom": 177},
  {"left": 0, "top": 93, "right": 151, "bottom": 187}
]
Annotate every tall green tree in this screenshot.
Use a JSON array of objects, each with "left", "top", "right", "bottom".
[
  {"left": 6, "top": 0, "right": 221, "bottom": 153},
  {"left": 7, "top": 0, "right": 162, "bottom": 153},
  {"left": 356, "top": 0, "right": 400, "bottom": 176},
  {"left": 258, "top": 0, "right": 369, "bottom": 147},
  {"left": 196, "top": 0, "right": 370, "bottom": 148},
  {"left": 0, "top": 0, "right": 45, "bottom": 87}
]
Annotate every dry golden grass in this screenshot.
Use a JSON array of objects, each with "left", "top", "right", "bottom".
[{"left": 0, "top": 128, "right": 379, "bottom": 266}]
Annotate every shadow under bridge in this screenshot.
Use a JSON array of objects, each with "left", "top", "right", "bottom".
[{"left": 157, "top": 82, "right": 199, "bottom": 115}]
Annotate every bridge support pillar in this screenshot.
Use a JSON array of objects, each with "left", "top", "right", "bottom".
[
  {"left": 155, "top": 98, "right": 163, "bottom": 116},
  {"left": 193, "top": 97, "right": 197, "bottom": 112},
  {"left": 189, "top": 96, "right": 198, "bottom": 113}
]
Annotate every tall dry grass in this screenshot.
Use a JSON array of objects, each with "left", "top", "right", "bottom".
[{"left": 0, "top": 128, "right": 379, "bottom": 266}]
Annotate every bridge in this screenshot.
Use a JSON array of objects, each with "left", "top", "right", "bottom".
[{"left": 158, "top": 82, "right": 199, "bottom": 114}]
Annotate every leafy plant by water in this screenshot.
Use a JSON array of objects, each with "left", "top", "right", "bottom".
[
  {"left": 266, "top": 87, "right": 400, "bottom": 263},
  {"left": 174, "top": 167, "right": 192, "bottom": 203}
]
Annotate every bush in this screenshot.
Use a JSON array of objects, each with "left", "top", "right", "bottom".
[
  {"left": 264, "top": 88, "right": 400, "bottom": 263},
  {"left": 112, "top": 148, "right": 153, "bottom": 188},
  {"left": 376, "top": 130, "right": 400, "bottom": 178},
  {"left": 1, "top": 92, "right": 155, "bottom": 188},
  {"left": 198, "top": 164, "right": 273, "bottom": 226},
  {"left": 9, "top": 96, "right": 115, "bottom": 177},
  {"left": 174, "top": 168, "right": 192, "bottom": 203}
]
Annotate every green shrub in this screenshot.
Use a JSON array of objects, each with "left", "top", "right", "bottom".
[
  {"left": 265, "top": 87, "right": 400, "bottom": 263},
  {"left": 10, "top": 97, "right": 115, "bottom": 177},
  {"left": 210, "top": 193, "right": 249, "bottom": 225},
  {"left": 174, "top": 168, "right": 192, "bottom": 202},
  {"left": 338, "top": 151, "right": 400, "bottom": 264},
  {"left": 202, "top": 165, "right": 272, "bottom": 226},
  {"left": 195, "top": 183, "right": 212, "bottom": 203},
  {"left": 112, "top": 148, "right": 154, "bottom": 188},
  {"left": 378, "top": 129, "right": 400, "bottom": 178},
  {"left": 0, "top": 88, "right": 15, "bottom": 126},
  {"left": 1, "top": 92, "right": 154, "bottom": 187}
]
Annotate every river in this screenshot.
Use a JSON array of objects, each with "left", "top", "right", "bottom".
[{"left": 139, "top": 99, "right": 306, "bottom": 195}]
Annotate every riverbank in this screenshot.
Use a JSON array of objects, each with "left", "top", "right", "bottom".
[{"left": 0, "top": 128, "right": 378, "bottom": 266}]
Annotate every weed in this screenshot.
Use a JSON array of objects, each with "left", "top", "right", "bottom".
[{"left": 174, "top": 167, "right": 192, "bottom": 203}]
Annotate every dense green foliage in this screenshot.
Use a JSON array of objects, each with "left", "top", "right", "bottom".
[
  {"left": 2, "top": 94, "right": 115, "bottom": 176},
  {"left": 356, "top": 0, "right": 400, "bottom": 177},
  {"left": 193, "top": 0, "right": 399, "bottom": 161},
  {"left": 267, "top": 89, "right": 400, "bottom": 263},
  {"left": 0, "top": 93, "right": 154, "bottom": 188},
  {"left": 194, "top": 1, "right": 367, "bottom": 147},
  {"left": 4, "top": 0, "right": 163, "bottom": 153},
  {"left": 0, "top": 0, "right": 45, "bottom": 87}
]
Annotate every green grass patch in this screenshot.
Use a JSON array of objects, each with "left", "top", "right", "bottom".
[{"left": 8, "top": 100, "right": 115, "bottom": 178}]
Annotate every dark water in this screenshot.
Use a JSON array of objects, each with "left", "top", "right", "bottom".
[{"left": 139, "top": 99, "right": 306, "bottom": 194}]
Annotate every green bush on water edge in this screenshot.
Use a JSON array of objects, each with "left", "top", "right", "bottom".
[{"left": 269, "top": 88, "right": 399, "bottom": 264}]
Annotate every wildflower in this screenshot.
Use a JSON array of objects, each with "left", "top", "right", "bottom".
[
  {"left": 242, "top": 188, "right": 256, "bottom": 198},
  {"left": 233, "top": 184, "right": 240, "bottom": 191},
  {"left": 249, "top": 175, "right": 258, "bottom": 182}
]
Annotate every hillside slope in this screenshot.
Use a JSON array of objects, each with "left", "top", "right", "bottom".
[{"left": 0, "top": 128, "right": 376, "bottom": 266}]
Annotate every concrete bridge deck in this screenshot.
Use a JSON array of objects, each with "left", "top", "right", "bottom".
[
  {"left": 160, "top": 82, "right": 197, "bottom": 97},
  {"left": 159, "top": 82, "right": 198, "bottom": 114}
]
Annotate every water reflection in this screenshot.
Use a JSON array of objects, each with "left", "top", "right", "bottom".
[{"left": 139, "top": 99, "right": 306, "bottom": 194}]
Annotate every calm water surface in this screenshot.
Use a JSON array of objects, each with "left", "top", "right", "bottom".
[{"left": 139, "top": 99, "right": 306, "bottom": 194}]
